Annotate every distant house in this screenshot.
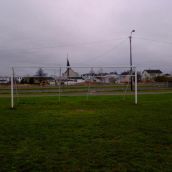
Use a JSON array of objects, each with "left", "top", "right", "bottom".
[
  {"left": 119, "top": 71, "right": 131, "bottom": 83},
  {"left": 21, "top": 76, "right": 55, "bottom": 85},
  {"left": 0, "top": 76, "right": 10, "bottom": 84},
  {"left": 142, "top": 70, "right": 162, "bottom": 81},
  {"left": 96, "top": 74, "right": 118, "bottom": 83},
  {"left": 82, "top": 72, "right": 103, "bottom": 82},
  {"left": 15, "top": 76, "right": 23, "bottom": 83}
]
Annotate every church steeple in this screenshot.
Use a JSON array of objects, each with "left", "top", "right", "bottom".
[
  {"left": 66, "top": 53, "right": 70, "bottom": 67},
  {"left": 67, "top": 58, "right": 70, "bottom": 67},
  {"left": 66, "top": 54, "right": 70, "bottom": 77}
]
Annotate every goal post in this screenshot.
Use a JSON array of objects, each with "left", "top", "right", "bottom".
[
  {"left": 10, "top": 66, "right": 138, "bottom": 108},
  {"left": 11, "top": 67, "right": 14, "bottom": 109},
  {"left": 135, "top": 68, "right": 138, "bottom": 104}
]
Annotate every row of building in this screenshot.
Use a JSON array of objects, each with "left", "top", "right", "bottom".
[{"left": 0, "top": 68, "right": 171, "bottom": 85}]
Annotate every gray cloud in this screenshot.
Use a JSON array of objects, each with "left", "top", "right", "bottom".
[{"left": 0, "top": 0, "right": 172, "bottom": 74}]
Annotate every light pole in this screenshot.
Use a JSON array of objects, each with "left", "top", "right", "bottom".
[{"left": 129, "top": 30, "right": 135, "bottom": 91}]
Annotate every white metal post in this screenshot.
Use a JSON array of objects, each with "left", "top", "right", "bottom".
[
  {"left": 11, "top": 67, "right": 14, "bottom": 108},
  {"left": 58, "top": 67, "right": 61, "bottom": 102},
  {"left": 87, "top": 67, "right": 92, "bottom": 100},
  {"left": 135, "top": 68, "right": 138, "bottom": 104}
]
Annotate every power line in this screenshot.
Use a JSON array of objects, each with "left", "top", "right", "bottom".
[
  {"left": 134, "top": 36, "right": 172, "bottom": 45},
  {"left": 0, "top": 37, "right": 126, "bottom": 52},
  {"left": 86, "top": 38, "right": 127, "bottom": 61}
]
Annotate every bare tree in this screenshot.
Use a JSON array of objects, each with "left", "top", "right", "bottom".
[{"left": 35, "top": 68, "right": 47, "bottom": 77}]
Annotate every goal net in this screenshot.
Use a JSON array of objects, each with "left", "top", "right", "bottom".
[{"left": 10, "top": 66, "right": 138, "bottom": 108}]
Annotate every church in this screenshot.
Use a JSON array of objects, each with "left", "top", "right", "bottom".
[{"left": 63, "top": 59, "right": 80, "bottom": 79}]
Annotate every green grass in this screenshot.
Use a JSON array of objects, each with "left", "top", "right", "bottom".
[{"left": 0, "top": 94, "right": 172, "bottom": 171}]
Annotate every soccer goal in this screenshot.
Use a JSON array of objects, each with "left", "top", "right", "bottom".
[{"left": 10, "top": 66, "right": 138, "bottom": 108}]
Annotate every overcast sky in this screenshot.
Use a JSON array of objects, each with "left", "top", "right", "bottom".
[{"left": 0, "top": 0, "right": 172, "bottom": 74}]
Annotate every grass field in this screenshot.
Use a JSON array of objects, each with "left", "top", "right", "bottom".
[{"left": 0, "top": 94, "right": 172, "bottom": 171}]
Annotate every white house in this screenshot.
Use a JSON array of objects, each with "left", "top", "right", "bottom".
[
  {"left": 117, "top": 71, "right": 131, "bottom": 83},
  {"left": 142, "top": 70, "right": 162, "bottom": 81},
  {"left": 15, "top": 76, "right": 23, "bottom": 83},
  {"left": 96, "top": 74, "right": 118, "bottom": 83}
]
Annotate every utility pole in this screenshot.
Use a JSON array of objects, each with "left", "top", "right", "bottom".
[{"left": 129, "top": 30, "right": 135, "bottom": 91}]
